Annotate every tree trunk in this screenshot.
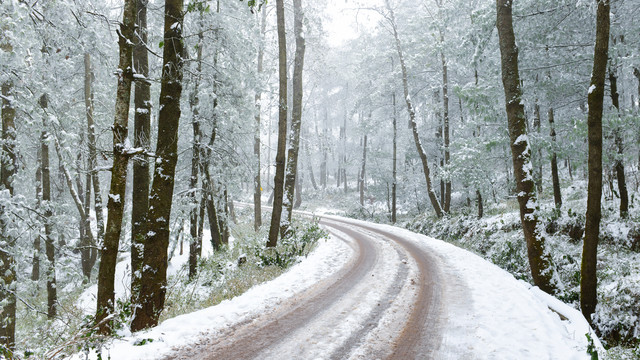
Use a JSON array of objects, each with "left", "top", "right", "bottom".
[
  {"left": 435, "top": 91, "right": 444, "bottom": 207},
  {"left": 359, "top": 134, "right": 367, "bottom": 207},
  {"left": 385, "top": 0, "right": 443, "bottom": 218},
  {"left": 496, "top": 0, "right": 556, "bottom": 294},
  {"left": 608, "top": 67, "right": 628, "bottom": 218},
  {"left": 305, "top": 136, "right": 318, "bottom": 190},
  {"left": 96, "top": 0, "right": 136, "bottom": 334},
  {"left": 294, "top": 175, "right": 302, "bottom": 209},
  {"left": 581, "top": 0, "right": 609, "bottom": 322},
  {"left": 0, "top": 78, "right": 17, "bottom": 351},
  {"left": 32, "top": 147, "right": 42, "bottom": 282},
  {"left": 130, "top": 0, "right": 151, "bottom": 310},
  {"left": 131, "top": 0, "right": 185, "bottom": 331},
  {"left": 634, "top": 68, "right": 640, "bottom": 172},
  {"left": 74, "top": 154, "right": 91, "bottom": 281},
  {"left": 548, "top": 108, "right": 562, "bottom": 209},
  {"left": 392, "top": 92, "right": 397, "bottom": 224},
  {"left": 476, "top": 189, "right": 483, "bottom": 219},
  {"left": 533, "top": 103, "right": 543, "bottom": 193},
  {"left": 267, "top": 0, "right": 288, "bottom": 247},
  {"left": 84, "top": 54, "right": 104, "bottom": 263},
  {"left": 254, "top": 8, "right": 266, "bottom": 232},
  {"left": 39, "top": 94, "right": 57, "bottom": 319},
  {"left": 281, "top": 0, "right": 306, "bottom": 236},
  {"left": 188, "top": 27, "right": 203, "bottom": 281},
  {"left": 438, "top": 26, "right": 451, "bottom": 214}
]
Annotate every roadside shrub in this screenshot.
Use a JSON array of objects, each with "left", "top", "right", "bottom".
[{"left": 255, "top": 219, "right": 328, "bottom": 268}]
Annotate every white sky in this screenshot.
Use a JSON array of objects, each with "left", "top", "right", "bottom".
[{"left": 324, "top": 0, "right": 382, "bottom": 47}]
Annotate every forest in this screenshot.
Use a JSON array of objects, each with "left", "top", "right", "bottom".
[{"left": 1, "top": 0, "right": 639, "bottom": 358}]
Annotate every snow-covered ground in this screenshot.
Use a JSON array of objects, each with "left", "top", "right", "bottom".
[
  {"left": 73, "top": 214, "right": 601, "bottom": 359},
  {"left": 336, "top": 216, "right": 603, "bottom": 359}
]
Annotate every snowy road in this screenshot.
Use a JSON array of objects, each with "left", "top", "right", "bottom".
[
  {"left": 166, "top": 216, "right": 460, "bottom": 359},
  {"left": 84, "top": 213, "right": 597, "bottom": 360}
]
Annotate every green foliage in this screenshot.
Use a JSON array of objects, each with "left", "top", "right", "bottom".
[
  {"left": 0, "top": 344, "right": 15, "bottom": 360},
  {"left": 133, "top": 338, "right": 154, "bottom": 346},
  {"left": 186, "top": 0, "right": 210, "bottom": 13},
  {"left": 159, "top": 218, "right": 326, "bottom": 324},
  {"left": 586, "top": 333, "right": 599, "bottom": 360},
  {"left": 254, "top": 220, "right": 327, "bottom": 268}
]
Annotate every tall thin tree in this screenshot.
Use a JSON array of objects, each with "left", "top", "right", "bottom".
[
  {"left": 385, "top": 0, "right": 443, "bottom": 217},
  {"left": 281, "top": 0, "right": 306, "bottom": 235},
  {"left": 96, "top": 0, "right": 136, "bottom": 334},
  {"left": 39, "top": 94, "right": 57, "bottom": 319},
  {"left": 496, "top": 0, "right": 556, "bottom": 293},
  {"left": 435, "top": 0, "right": 451, "bottom": 213},
  {"left": 254, "top": 7, "right": 267, "bottom": 231},
  {"left": 581, "top": 0, "right": 610, "bottom": 323},
  {"left": 132, "top": 0, "right": 185, "bottom": 331},
  {"left": 548, "top": 108, "right": 562, "bottom": 209},
  {"left": 84, "top": 54, "right": 105, "bottom": 263},
  {"left": 0, "top": 55, "right": 17, "bottom": 353},
  {"left": 267, "top": 0, "right": 288, "bottom": 247},
  {"left": 130, "top": 0, "right": 151, "bottom": 312},
  {"left": 608, "top": 66, "right": 628, "bottom": 218}
]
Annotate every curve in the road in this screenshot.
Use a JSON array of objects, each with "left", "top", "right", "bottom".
[{"left": 165, "top": 216, "right": 446, "bottom": 359}]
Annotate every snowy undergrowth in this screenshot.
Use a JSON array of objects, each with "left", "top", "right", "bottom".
[
  {"left": 404, "top": 182, "right": 640, "bottom": 357},
  {"left": 16, "top": 211, "right": 326, "bottom": 360}
]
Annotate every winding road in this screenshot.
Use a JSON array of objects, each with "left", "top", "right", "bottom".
[{"left": 165, "top": 215, "right": 473, "bottom": 360}]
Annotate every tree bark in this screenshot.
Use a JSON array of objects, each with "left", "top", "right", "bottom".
[
  {"left": 254, "top": 8, "right": 266, "bottom": 232},
  {"left": 188, "top": 27, "right": 203, "bottom": 281},
  {"left": 608, "top": 67, "right": 628, "bottom": 218},
  {"left": 360, "top": 134, "right": 368, "bottom": 207},
  {"left": 438, "top": 25, "right": 451, "bottom": 214},
  {"left": 32, "top": 147, "right": 42, "bottom": 282},
  {"left": 581, "top": 0, "right": 609, "bottom": 322},
  {"left": 0, "top": 79, "right": 17, "bottom": 351},
  {"left": 496, "top": 0, "right": 556, "bottom": 294},
  {"left": 131, "top": 0, "right": 185, "bottom": 331},
  {"left": 267, "top": 0, "right": 288, "bottom": 247},
  {"left": 281, "top": 0, "right": 306, "bottom": 235},
  {"left": 548, "top": 108, "right": 562, "bottom": 209},
  {"left": 130, "top": 0, "right": 151, "bottom": 309},
  {"left": 476, "top": 189, "right": 483, "bottom": 219},
  {"left": 385, "top": 0, "right": 443, "bottom": 218},
  {"left": 39, "top": 94, "right": 57, "bottom": 319},
  {"left": 96, "top": 0, "right": 136, "bottom": 334},
  {"left": 533, "top": 103, "right": 543, "bottom": 193},
  {"left": 392, "top": 92, "right": 397, "bottom": 223},
  {"left": 84, "top": 54, "right": 104, "bottom": 262}
]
